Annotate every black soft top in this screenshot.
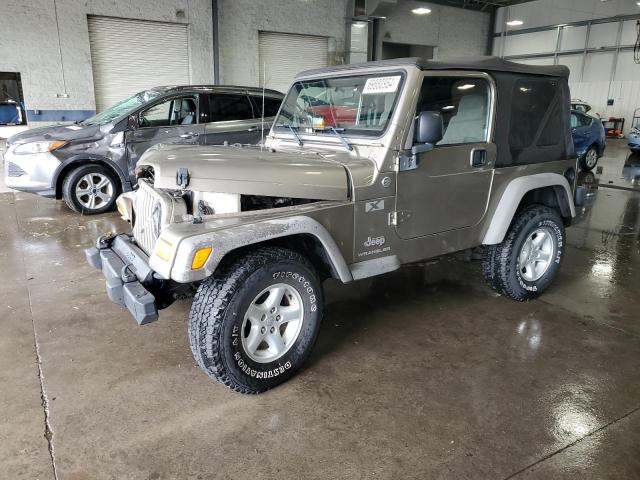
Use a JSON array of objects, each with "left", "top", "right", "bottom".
[{"left": 297, "top": 56, "right": 569, "bottom": 79}]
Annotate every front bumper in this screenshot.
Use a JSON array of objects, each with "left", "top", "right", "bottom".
[
  {"left": 3, "top": 145, "right": 60, "bottom": 197},
  {"left": 85, "top": 233, "right": 159, "bottom": 325}
]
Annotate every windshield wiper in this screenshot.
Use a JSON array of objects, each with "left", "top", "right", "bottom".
[
  {"left": 276, "top": 123, "right": 303, "bottom": 147},
  {"left": 316, "top": 127, "right": 353, "bottom": 151}
]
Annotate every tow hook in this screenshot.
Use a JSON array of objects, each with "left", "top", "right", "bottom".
[{"left": 96, "top": 232, "right": 116, "bottom": 250}]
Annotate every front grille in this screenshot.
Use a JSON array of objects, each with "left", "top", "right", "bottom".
[
  {"left": 132, "top": 180, "right": 170, "bottom": 254},
  {"left": 7, "top": 162, "right": 26, "bottom": 177}
]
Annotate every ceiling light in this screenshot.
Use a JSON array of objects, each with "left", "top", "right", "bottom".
[
  {"left": 457, "top": 84, "right": 476, "bottom": 90},
  {"left": 352, "top": 22, "right": 367, "bottom": 28},
  {"left": 506, "top": 19, "right": 524, "bottom": 26},
  {"left": 411, "top": 7, "right": 432, "bottom": 15}
]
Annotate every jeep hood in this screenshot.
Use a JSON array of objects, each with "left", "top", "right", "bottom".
[{"left": 140, "top": 144, "right": 352, "bottom": 201}]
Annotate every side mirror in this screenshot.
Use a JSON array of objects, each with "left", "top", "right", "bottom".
[
  {"left": 415, "top": 111, "right": 443, "bottom": 146},
  {"left": 128, "top": 114, "right": 139, "bottom": 130},
  {"left": 399, "top": 111, "right": 443, "bottom": 171}
]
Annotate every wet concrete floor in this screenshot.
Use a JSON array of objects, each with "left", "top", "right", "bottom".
[{"left": 1, "top": 140, "right": 640, "bottom": 479}]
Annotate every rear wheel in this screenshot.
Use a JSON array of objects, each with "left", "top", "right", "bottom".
[
  {"left": 188, "top": 247, "right": 323, "bottom": 394},
  {"left": 580, "top": 146, "right": 599, "bottom": 171},
  {"left": 62, "top": 164, "right": 119, "bottom": 214},
  {"left": 483, "top": 205, "right": 565, "bottom": 301}
]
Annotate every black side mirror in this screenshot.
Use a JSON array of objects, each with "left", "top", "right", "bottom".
[
  {"left": 399, "top": 111, "right": 444, "bottom": 171},
  {"left": 415, "top": 111, "right": 443, "bottom": 146},
  {"left": 128, "top": 114, "right": 139, "bottom": 130}
]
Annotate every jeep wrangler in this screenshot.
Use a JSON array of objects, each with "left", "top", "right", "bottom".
[{"left": 86, "top": 57, "right": 579, "bottom": 394}]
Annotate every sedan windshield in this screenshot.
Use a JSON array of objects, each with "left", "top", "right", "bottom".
[
  {"left": 274, "top": 73, "right": 404, "bottom": 137},
  {"left": 82, "top": 90, "right": 161, "bottom": 126}
]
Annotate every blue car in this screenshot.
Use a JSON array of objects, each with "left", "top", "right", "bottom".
[
  {"left": 629, "top": 109, "right": 640, "bottom": 153},
  {"left": 629, "top": 127, "right": 640, "bottom": 153},
  {"left": 571, "top": 109, "right": 605, "bottom": 171}
]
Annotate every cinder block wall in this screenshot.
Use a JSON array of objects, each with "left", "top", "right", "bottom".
[
  {"left": 0, "top": 0, "right": 213, "bottom": 124},
  {"left": 380, "top": 0, "right": 491, "bottom": 59},
  {"left": 217, "top": 0, "right": 350, "bottom": 87}
]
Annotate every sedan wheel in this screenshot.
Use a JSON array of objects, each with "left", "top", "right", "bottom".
[
  {"left": 581, "top": 147, "right": 599, "bottom": 171},
  {"left": 75, "top": 173, "right": 114, "bottom": 211},
  {"left": 62, "top": 164, "right": 120, "bottom": 214}
]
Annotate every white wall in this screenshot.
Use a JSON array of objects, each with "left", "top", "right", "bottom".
[
  {"left": 379, "top": 0, "right": 491, "bottom": 59},
  {"left": 0, "top": 0, "right": 214, "bottom": 123},
  {"left": 217, "top": 0, "right": 349, "bottom": 88},
  {"left": 494, "top": 0, "right": 640, "bottom": 33},
  {"left": 493, "top": 0, "right": 640, "bottom": 134}
]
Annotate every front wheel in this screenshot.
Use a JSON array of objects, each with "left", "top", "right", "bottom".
[
  {"left": 483, "top": 205, "right": 565, "bottom": 301},
  {"left": 62, "top": 164, "right": 119, "bottom": 214},
  {"left": 188, "top": 247, "right": 323, "bottom": 394},
  {"left": 580, "top": 146, "right": 599, "bottom": 171}
]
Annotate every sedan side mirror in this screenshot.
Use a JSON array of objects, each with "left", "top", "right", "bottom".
[{"left": 128, "top": 114, "right": 139, "bottom": 130}]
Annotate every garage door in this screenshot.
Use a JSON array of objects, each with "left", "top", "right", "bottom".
[
  {"left": 88, "top": 16, "right": 190, "bottom": 112},
  {"left": 258, "top": 32, "right": 328, "bottom": 93}
]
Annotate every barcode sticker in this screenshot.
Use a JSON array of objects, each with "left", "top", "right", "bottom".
[{"left": 362, "top": 76, "right": 401, "bottom": 94}]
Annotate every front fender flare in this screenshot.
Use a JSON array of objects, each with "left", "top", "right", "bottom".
[
  {"left": 482, "top": 173, "right": 575, "bottom": 245},
  {"left": 155, "top": 215, "right": 353, "bottom": 284}
]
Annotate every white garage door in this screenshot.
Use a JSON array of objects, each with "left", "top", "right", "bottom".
[
  {"left": 88, "top": 16, "right": 190, "bottom": 112},
  {"left": 258, "top": 32, "right": 328, "bottom": 93}
]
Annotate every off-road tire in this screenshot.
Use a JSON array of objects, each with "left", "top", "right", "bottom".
[
  {"left": 62, "top": 164, "right": 119, "bottom": 214},
  {"left": 483, "top": 205, "right": 565, "bottom": 301},
  {"left": 579, "top": 146, "right": 599, "bottom": 171},
  {"left": 188, "top": 246, "right": 323, "bottom": 394}
]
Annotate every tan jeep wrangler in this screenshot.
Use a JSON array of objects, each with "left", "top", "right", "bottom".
[{"left": 87, "top": 57, "right": 580, "bottom": 393}]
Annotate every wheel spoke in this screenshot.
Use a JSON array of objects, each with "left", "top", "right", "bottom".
[
  {"left": 76, "top": 188, "right": 92, "bottom": 196},
  {"left": 536, "top": 249, "right": 551, "bottom": 263},
  {"left": 82, "top": 174, "right": 96, "bottom": 188},
  {"left": 95, "top": 176, "right": 110, "bottom": 189},
  {"left": 244, "top": 325, "right": 263, "bottom": 354},
  {"left": 87, "top": 195, "right": 96, "bottom": 209},
  {"left": 532, "top": 231, "right": 546, "bottom": 246},
  {"left": 263, "top": 285, "right": 285, "bottom": 310},
  {"left": 266, "top": 332, "right": 286, "bottom": 355},
  {"left": 278, "top": 304, "right": 301, "bottom": 324},
  {"left": 96, "top": 192, "right": 111, "bottom": 203},
  {"left": 246, "top": 304, "right": 265, "bottom": 323}
]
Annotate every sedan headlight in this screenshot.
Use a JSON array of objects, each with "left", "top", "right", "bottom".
[{"left": 13, "top": 140, "right": 67, "bottom": 155}]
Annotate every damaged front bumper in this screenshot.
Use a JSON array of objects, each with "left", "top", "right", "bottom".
[{"left": 85, "top": 233, "right": 159, "bottom": 325}]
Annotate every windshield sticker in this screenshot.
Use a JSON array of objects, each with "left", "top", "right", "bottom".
[{"left": 362, "top": 76, "right": 401, "bottom": 94}]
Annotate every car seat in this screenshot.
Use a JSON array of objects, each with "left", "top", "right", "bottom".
[{"left": 439, "top": 94, "right": 487, "bottom": 145}]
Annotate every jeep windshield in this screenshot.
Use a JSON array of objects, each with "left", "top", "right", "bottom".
[
  {"left": 81, "top": 89, "right": 162, "bottom": 126},
  {"left": 274, "top": 73, "right": 404, "bottom": 137}
]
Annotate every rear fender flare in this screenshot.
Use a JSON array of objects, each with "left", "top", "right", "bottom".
[{"left": 482, "top": 173, "right": 575, "bottom": 245}]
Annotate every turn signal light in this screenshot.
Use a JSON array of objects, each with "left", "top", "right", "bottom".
[{"left": 191, "top": 247, "right": 212, "bottom": 270}]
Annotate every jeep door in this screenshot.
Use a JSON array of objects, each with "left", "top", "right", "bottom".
[
  {"left": 200, "top": 92, "right": 264, "bottom": 145},
  {"left": 125, "top": 94, "right": 203, "bottom": 180},
  {"left": 396, "top": 73, "right": 495, "bottom": 239}
]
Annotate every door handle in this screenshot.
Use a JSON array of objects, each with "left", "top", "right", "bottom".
[
  {"left": 179, "top": 132, "right": 199, "bottom": 139},
  {"left": 247, "top": 126, "right": 259, "bottom": 132},
  {"left": 470, "top": 148, "right": 487, "bottom": 168}
]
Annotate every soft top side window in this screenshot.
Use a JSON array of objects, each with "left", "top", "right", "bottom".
[{"left": 416, "top": 76, "right": 490, "bottom": 146}]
